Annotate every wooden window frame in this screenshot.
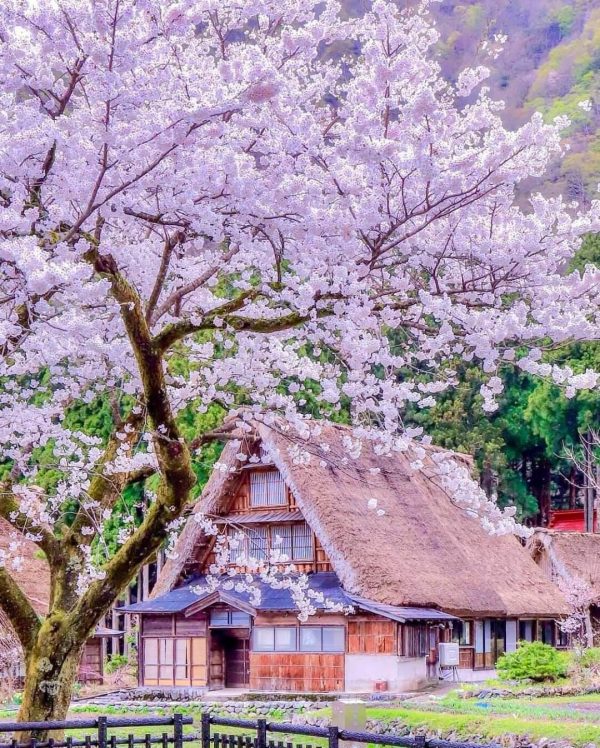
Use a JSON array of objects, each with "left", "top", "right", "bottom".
[
  {"left": 141, "top": 635, "right": 207, "bottom": 687},
  {"left": 249, "top": 469, "right": 287, "bottom": 508},
  {"left": 209, "top": 609, "right": 252, "bottom": 628},
  {"left": 252, "top": 625, "right": 346, "bottom": 653},
  {"left": 228, "top": 522, "right": 315, "bottom": 565}
]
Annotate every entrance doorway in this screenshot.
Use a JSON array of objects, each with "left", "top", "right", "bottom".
[
  {"left": 211, "top": 630, "right": 250, "bottom": 688},
  {"left": 224, "top": 635, "right": 250, "bottom": 687}
]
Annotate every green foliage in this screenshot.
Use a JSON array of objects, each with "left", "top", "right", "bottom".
[
  {"left": 569, "top": 646, "right": 600, "bottom": 681},
  {"left": 497, "top": 642, "right": 569, "bottom": 682},
  {"left": 105, "top": 654, "right": 128, "bottom": 674},
  {"left": 551, "top": 7, "right": 576, "bottom": 37}
]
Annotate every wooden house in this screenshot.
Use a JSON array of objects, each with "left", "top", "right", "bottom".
[
  {"left": 126, "top": 419, "right": 567, "bottom": 693},
  {"left": 528, "top": 529, "right": 600, "bottom": 646},
  {"left": 0, "top": 518, "right": 120, "bottom": 685}
]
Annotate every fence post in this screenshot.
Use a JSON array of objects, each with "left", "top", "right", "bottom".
[
  {"left": 201, "top": 713, "right": 212, "bottom": 748},
  {"left": 174, "top": 713, "right": 184, "bottom": 748},
  {"left": 328, "top": 726, "right": 339, "bottom": 748},
  {"left": 256, "top": 719, "right": 267, "bottom": 748},
  {"left": 98, "top": 716, "right": 108, "bottom": 748}
]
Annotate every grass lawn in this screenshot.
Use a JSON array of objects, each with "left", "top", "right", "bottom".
[{"left": 4, "top": 690, "right": 600, "bottom": 747}]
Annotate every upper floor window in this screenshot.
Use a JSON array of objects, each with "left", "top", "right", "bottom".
[
  {"left": 228, "top": 522, "right": 314, "bottom": 564},
  {"left": 249, "top": 469, "right": 286, "bottom": 507}
]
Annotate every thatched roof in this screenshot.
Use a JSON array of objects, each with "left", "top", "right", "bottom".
[
  {"left": 156, "top": 418, "right": 567, "bottom": 618},
  {"left": 0, "top": 517, "right": 50, "bottom": 616},
  {"left": 528, "top": 529, "right": 600, "bottom": 602}
]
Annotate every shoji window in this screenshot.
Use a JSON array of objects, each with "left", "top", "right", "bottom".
[
  {"left": 143, "top": 637, "right": 207, "bottom": 686},
  {"left": 292, "top": 523, "right": 313, "bottom": 560},
  {"left": 273, "top": 523, "right": 313, "bottom": 561},
  {"left": 249, "top": 470, "right": 286, "bottom": 507},
  {"left": 273, "top": 525, "right": 293, "bottom": 559},
  {"left": 248, "top": 526, "right": 269, "bottom": 560}
]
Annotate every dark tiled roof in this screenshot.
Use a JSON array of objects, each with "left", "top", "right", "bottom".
[
  {"left": 347, "top": 595, "right": 456, "bottom": 622},
  {"left": 123, "top": 572, "right": 456, "bottom": 622}
]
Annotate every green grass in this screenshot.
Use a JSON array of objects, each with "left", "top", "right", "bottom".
[{"left": 5, "top": 691, "right": 600, "bottom": 747}]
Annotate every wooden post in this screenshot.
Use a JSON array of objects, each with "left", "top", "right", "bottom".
[
  {"left": 97, "top": 716, "right": 107, "bottom": 748},
  {"left": 201, "top": 713, "right": 211, "bottom": 748},
  {"left": 124, "top": 587, "right": 132, "bottom": 659},
  {"left": 584, "top": 431, "right": 595, "bottom": 533},
  {"left": 173, "top": 714, "right": 183, "bottom": 748},
  {"left": 256, "top": 719, "right": 267, "bottom": 748},
  {"left": 142, "top": 563, "right": 150, "bottom": 601},
  {"left": 111, "top": 606, "right": 120, "bottom": 656}
]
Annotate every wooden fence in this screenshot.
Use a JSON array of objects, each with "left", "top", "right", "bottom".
[{"left": 0, "top": 712, "right": 498, "bottom": 748}]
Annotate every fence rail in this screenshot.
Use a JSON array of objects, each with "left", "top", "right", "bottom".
[
  {"left": 0, "top": 712, "right": 497, "bottom": 748},
  {"left": 0, "top": 715, "right": 193, "bottom": 748},
  {"left": 204, "top": 714, "right": 497, "bottom": 748}
]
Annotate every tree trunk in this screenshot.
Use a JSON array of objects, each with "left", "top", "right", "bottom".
[
  {"left": 17, "top": 624, "right": 85, "bottom": 742},
  {"left": 585, "top": 606, "right": 595, "bottom": 648}
]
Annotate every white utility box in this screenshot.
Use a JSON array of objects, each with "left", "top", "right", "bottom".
[{"left": 439, "top": 642, "right": 460, "bottom": 667}]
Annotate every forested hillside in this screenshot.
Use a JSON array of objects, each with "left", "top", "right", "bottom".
[{"left": 429, "top": 0, "right": 600, "bottom": 202}]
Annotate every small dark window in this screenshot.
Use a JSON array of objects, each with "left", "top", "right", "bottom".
[{"left": 210, "top": 609, "right": 251, "bottom": 628}]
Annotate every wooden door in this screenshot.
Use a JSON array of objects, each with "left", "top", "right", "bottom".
[
  {"left": 426, "top": 625, "right": 439, "bottom": 679},
  {"left": 225, "top": 637, "right": 250, "bottom": 687}
]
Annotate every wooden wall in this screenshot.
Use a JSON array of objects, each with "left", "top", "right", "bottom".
[
  {"left": 249, "top": 653, "right": 344, "bottom": 692},
  {"left": 347, "top": 618, "right": 396, "bottom": 654},
  {"left": 198, "top": 467, "right": 333, "bottom": 575},
  {"left": 78, "top": 638, "right": 103, "bottom": 684}
]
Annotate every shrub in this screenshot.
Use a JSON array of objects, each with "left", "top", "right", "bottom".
[
  {"left": 105, "top": 654, "right": 128, "bottom": 674},
  {"left": 496, "top": 641, "right": 568, "bottom": 682},
  {"left": 569, "top": 646, "right": 600, "bottom": 682}
]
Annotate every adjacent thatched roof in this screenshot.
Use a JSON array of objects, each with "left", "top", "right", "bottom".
[
  {"left": 155, "top": 418, "right": 567, "bottom": 618},
  {"left": 0, "top": 517, "right": 50, "bottom": 616},
  {"left": 528, "top": 529, "right": 600, "bottom": 602}
]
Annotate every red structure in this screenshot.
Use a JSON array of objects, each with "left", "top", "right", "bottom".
[{"left": 548, "top": 509, "right": 597, "bottom": 532}]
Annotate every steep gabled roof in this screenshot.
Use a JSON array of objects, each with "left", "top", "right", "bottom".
[
  {"left": 528, "top": 529, "right": 600, "bottom": 602},
  {"left": 155, "top": 419, "right": 567, "bottom": 618}
]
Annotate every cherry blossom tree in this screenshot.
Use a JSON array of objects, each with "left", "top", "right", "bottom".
[{"left": 1, "top": 0, "right": 600, "bottom": 729}]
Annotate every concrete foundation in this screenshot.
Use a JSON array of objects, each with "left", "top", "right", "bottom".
[{"left": 344, "top": 654, "right": 428, "bottom": 692}]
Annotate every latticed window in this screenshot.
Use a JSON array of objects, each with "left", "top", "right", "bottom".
[
  {"left": 249, "top": 469, "right": 286, "bottom": 507},
  {"left": 248, "top": 526, "right": 269, "bottom": 560},
  {"left": 292, "top": 523, "right": 313, "bottom": 560},
  {"left": 273, "top": 524, "right": 293, "bottom": 559},
  {"left": 228, "top": 522, "right": 314, "bottom": 564},
  {"left": 272, "top": 523, "right": 313, "bottom": 561}
]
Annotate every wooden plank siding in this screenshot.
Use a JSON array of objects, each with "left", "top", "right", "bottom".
[
  {"left": 347, "top": 618, "right": 396, "bottom": 654},
  {"left": 78, "top": 638, "right": 103, "bottom": 684},
  {"left": 249, "top": 652, "right": 344, "bottom": 692}
]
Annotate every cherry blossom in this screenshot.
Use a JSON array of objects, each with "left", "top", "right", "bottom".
[{"left": 0, "top": 0, "right": 600, "bottom": 725}]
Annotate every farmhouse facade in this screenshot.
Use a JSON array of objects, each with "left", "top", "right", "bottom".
[{"left": 126, "top": 418, "right": 568, "bottom": 693}]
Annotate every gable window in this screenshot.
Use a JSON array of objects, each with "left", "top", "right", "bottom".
[{"left": 249, "top": 469, "right": 286, "bottom": 507}]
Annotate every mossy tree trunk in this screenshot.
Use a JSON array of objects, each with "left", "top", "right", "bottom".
[
  {"left": 17, "top": 623, "right": 85, "bottom": 741},
  {"left": 0, "top": 248, "right": 308, "bottom": 734}
]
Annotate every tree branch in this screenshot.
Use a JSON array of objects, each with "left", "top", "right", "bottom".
[{"left": 0, "top": 567, "right": 41, "bottom": 652}]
